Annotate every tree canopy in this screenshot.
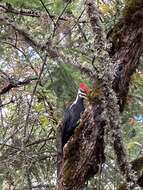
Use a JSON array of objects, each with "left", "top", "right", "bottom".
[{"left": 0, "top": 0, "right": 143, "bottom": 189}]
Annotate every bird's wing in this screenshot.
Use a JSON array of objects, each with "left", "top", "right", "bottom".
[{"left": 63, "top": 107, "right": 71, "bottom": 128}]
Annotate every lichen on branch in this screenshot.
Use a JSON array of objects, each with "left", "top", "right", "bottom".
[{"left": 56, "top": 0, "right": 143, "bottom": 189}]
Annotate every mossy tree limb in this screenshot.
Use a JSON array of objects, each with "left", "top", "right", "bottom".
[
  {"left": 56, "top": 103, "right": 105, "bottom": 190},
  {"left": 55, "top": 1, "right": 143, "bottom": 190},
  {"left": 117, "top": 156, "right": 143, "bottom": 190}
]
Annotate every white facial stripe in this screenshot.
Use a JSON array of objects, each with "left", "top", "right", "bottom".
[
  {"left": 78, "top": 89, "right": 86, "bottom": 98},
  {"left": 70, "top": 89, "right": 87, "bottom": 107},
  {"left": 79, "top": 92, "right": 86, "bottom": 96}
]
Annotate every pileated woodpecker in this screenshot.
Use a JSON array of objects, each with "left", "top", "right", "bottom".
[{"left": 62, "top": 83, "right": 90, "bottom": 148}]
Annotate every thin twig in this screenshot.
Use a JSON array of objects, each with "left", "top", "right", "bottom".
[
  {"left": 56, "top": 8, "right": 85, "bottom": 45},
  {"left": 39, "top": 0, "right": 55, "bottom": 25},
  {"left": 52, "top": 0, "right": 72, "bottom": 38},
  {"left": 23, "top": 54, "right": 47, "bottom": 137},
  {"left": 0, "top": 77, "right": 38, "bottom": 95}
]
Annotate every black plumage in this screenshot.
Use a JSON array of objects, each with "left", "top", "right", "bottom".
[{"left": 62, "top": 93, "right": 85, "bottom": 148}]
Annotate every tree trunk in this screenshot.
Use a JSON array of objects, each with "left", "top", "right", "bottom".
[{"left": 55, "top": 1, "right": 143, "bottom": 190}]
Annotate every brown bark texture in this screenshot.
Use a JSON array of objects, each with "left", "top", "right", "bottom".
[
  {"left": 56, "top": 1, "right": 143, "bottom": 190},
  {"left": 117, "top": 156, "right": 143, "bottom": 190},
  {"left": 56, "top": 104, "right": 105, "bottom": 190}
]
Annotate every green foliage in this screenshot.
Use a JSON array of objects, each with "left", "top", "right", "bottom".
[
  {"left": 3, "top": 0, "right": 46, "bottom": 9},
  {"left": 53, "top": 0, "right": 64, "bottom": 14},
  {"left": 0, "top": 0, "right": 143, "bottom": 189}
]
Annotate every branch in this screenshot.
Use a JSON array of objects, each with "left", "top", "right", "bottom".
[
  {"left": 0, "top": 76, "right": 38, "bottom": 95},
  {"left": 0, "top": 15, "right": 44, "bottom": 49},
  {"left": 56, "top": 104, "right": 105, "bottom": 190},
  {"left": 15, "top": 183, "right": 54, "bottom": 190},
  {"left": 26, "top": 137, "right": 55, "bottom": 147},
  {"left": 60, "top": 55, "right": 94, "bottom": 78},
  {"left": 0, "top": 3, "right": 41, "bottom": 17},
  {"left": 56, "top": 1, "right": 143, "bottom": 189},
  {"left": 0, "top": 15, "right": 59, "bottom": 59},
  {"left": 0, "top": 15, "right": 93, "bottom": 78},
  {"left": 0, "top": 3, "right": 85, "bottom": 21},
  {"left": 117, "top": 156, "right": 143, "bottom": 190},
  {"left": 0, "top": 99, "right": 15, "bottom": 108},
  {"left": 86, "top": 1, "right": 138, "bottom": 188},
  {"left": 86, "top": 0, "right": 143, "bottom": 188}
]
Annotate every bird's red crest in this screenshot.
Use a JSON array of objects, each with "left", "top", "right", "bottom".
[{"left": 79, "top": 83, "right": 90, "bottom": 93}]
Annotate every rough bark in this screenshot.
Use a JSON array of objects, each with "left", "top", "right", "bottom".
[
  {"left": 56, "top": 104, "right": 105, "bottom": 190},
  {"left": 117, "top": 156, "right": 143, "bottom": 190},
  {"left": 56, "top": 122, "right": 64, "bottom": 178},
  {"left": 55, "top": 0, "right": 143, "bottom": 190},
  {"left": 1, "top": 0, "right": 143, "bottom": 189},
  {"left": 110, "top": 1, "right": 143, "bottom": 184},
  {"left": 112, "top": 6, "right": 143, "bottom": 111},
  {"left": 0, "top": 76, "right": 38, "bottom": 95}
]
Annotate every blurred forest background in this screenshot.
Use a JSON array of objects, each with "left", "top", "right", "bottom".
[{"left": 0, "top": 0, "right": 143, "bottom": 189}]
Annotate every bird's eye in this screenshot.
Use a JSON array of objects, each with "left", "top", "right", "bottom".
[{"left": 80, "top": 89, "right": 85, "bottom": 93}]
